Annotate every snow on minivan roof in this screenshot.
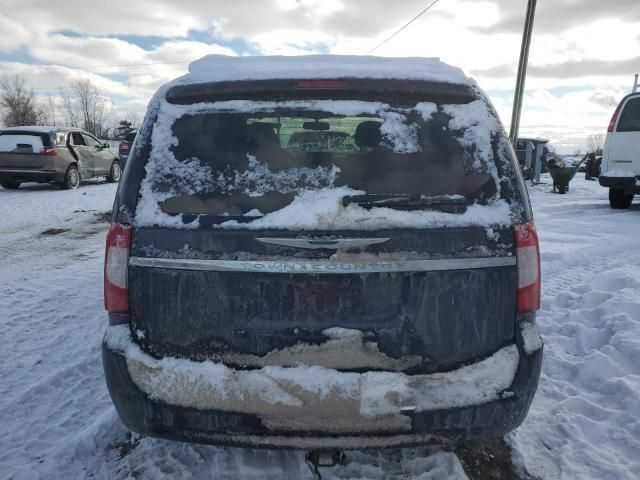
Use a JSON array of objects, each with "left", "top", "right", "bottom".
[{"left": 181, "top": 55, "right": 472, "bottom": 86}]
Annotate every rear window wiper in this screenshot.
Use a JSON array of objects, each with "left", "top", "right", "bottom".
[{"left": 342, "top": 194, "right": 467, "bottom": 213}]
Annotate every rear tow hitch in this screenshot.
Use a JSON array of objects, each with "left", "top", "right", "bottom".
[{"left": 305, "top": 449, "right": 346, "bottom": 479}]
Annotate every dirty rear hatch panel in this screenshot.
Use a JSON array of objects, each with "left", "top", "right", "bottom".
[{"left": 128, "top": 227, "right": 517, "bottom": 375}]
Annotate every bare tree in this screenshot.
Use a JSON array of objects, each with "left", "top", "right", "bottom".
[
  {"left": 128, "top": 112, "right": 141, "bottom": 129},
  {"left": 586, "top": 134, "right": 604, "bottom": 155},
  {"left": 0, "top": 75, "right": 45, "bottom": 127},
  {"left": 58, "top": 79, "right": 111, "bottom": 137},
  {"left": 76, "top": 79, "right": 110, "bottom": 137},
  {"left": 58, "top": 86, "right": 78, "bottom": 127},
  {"left": 45, "top": 94, "right": 57, "bottom": 126}
]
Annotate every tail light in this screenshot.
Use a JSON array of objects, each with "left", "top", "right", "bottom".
[
  {"left": 119, "top": 142, "right": 129, "bottom": 151},
  {"left": 39, "top": 147, "right": 59, "bottom": 156},
  {"left": 104, "top": 222, "right": 131, "bottom": 313},
  {"left": 514, "top": 221, "right": 541, "bottom": 313},
  {"left": 608, "top": 104, "right": 622, "bottom": 132}
]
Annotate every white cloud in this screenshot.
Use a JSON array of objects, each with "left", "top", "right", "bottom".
[
  {"left": 0, "top": 14, "right": 33, "bottom": 52},
  {"left": 0, "top": 0, "right": 637, "bottom": 152},
  {"left": 249, "top": 30, "right": 335, "bottom": 55},
  {"left": 277, "top": 0, "right": 345, "bottom": 17},
  {"left": 491, "top": 87, "right": 630, "bottom": 152},
  {"left": 6, "top": 1, "right": 203, "bottom": 39}
]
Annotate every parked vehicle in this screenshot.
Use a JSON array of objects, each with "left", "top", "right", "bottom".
[
  {"left": 515, "top": 137, "right": 558, "bottom": 175},
  {"left": 0, "top": 126, "right": 121, "bottom": 190},
  {"left": 600, "top": 92, "right": 640, "bottom": 208},
  {"left": 103, "top": 55, "right": 542, "bottom": 451},
  {"left": 118, "top": 131, "right": 137, "bottom": 168}
]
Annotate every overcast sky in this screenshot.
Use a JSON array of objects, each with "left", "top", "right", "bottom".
[{"left": 1, "top": 0, "right": 639, "bottom": 152}]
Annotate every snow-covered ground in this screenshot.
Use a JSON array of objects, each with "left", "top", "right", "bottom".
[
  {"left": 510, "top": 178, "right": 640, "bottom": 479},
  {"left": 0, "top": 175, "right": 638, "bottom": 479}
]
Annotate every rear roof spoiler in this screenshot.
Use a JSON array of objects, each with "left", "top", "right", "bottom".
[{"left": 166, "top": 79, "right": 477, "bottom": 106}]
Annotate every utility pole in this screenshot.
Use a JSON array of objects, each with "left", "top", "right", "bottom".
[
  {"left": 509, "top": 0, "right": 538, "bottom": 145},
  {"left": 633, "top": 74, "right": 639, "bottom": 93}
]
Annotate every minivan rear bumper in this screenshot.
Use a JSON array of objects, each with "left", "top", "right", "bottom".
[{"left": 103, "top": 322, "right": 542, "bottom": 449}]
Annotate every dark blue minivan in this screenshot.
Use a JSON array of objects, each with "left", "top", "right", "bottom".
[{"left": 102, "top": 55, "right": 542, "bottom": 450}]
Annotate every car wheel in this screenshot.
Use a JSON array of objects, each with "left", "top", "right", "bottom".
[
  {"left": 0, "top": 179, "right": 21, "bottom": 189},
  {"left": 107, "top": 160, "right": 121, "bottom": 183},
  {"left": 62, "top": 165, "right": 80, "bottom": 190},
  {"left": 609, "top": 188, "right": 634, "bottom": 209}
]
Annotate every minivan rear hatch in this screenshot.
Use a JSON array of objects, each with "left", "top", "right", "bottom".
[{"left": 127, "top": 82, "right": 520, "bottom": 375}]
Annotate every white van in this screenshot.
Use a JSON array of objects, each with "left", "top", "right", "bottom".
[{"left": 600, "top": 92, "right": 640, "bottom": 209}]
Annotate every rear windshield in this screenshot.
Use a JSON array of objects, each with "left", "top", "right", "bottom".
[
  {"left": 617, "top": 98, "right": 640, "bottom": 132},
  {"left": 0, "top": 132, "right": 50, "bottom": 152},
  {"left": 136, "top": 99, "right": 512, "bottom": 230}
]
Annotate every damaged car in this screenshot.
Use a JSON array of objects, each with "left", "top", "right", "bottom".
[
  {"left": 102, "top": 55, "right": 543, "bottom": 453},
  {"left": 0, "top": 126, "right": 121, "bottom": 189}
]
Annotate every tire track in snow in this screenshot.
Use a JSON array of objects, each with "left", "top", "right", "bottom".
[{"left": 0, "top": 183, "right": 123, "bottom": 479}]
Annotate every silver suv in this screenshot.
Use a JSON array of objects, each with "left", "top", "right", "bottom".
[{"left": 0, "top": 126, "right": 121, "bottom": 190}]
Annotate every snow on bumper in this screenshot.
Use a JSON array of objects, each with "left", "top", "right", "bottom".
[
  {"left": 520, "top": 321, "right": 543, "bottom": 355},
  {"left": 105, "top": 325, "right": 519, "bottom": 433}
]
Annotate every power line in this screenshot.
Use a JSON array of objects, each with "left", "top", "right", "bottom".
[{"left": 365, "top": 0, "right": 443, "bottom": 55}]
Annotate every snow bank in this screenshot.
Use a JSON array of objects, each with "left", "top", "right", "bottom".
[
  {"left": 184, "top": 54, "right": 470, "bottom": 86},
  {"left": 509, "top": 175, "right": 640, "bottom": 480},
  {"left": 106, "top": 324, "right": 519, "bottom": 433}
]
